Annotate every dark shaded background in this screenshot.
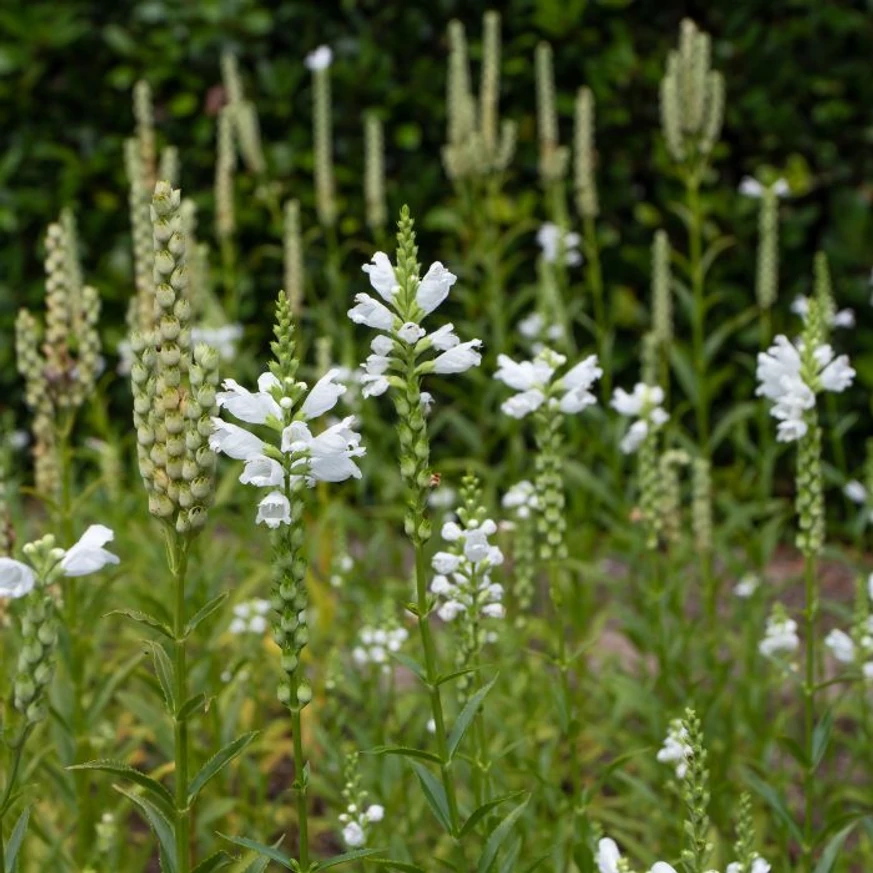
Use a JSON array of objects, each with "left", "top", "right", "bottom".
[{"left": 2, "top": 0, "right": 873, "bottom": 424}]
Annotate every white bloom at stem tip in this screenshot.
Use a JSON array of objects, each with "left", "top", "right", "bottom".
[
  {"left": 282, "top": 417, "right": 365, "bottom": 484},
  {"left": 759, "top": 611, "right": 800, "bottom": 658},
  {"left": 537, "top": 222, "right": 582, "bottom": 266},
  {"left": 256, "top": 491, "right": 292, "bottom": 529},
  {"left": 656, "top": 719, "right": 692, "bottom": 779},
  {"left": 0, "top": 558, "right": 36, "bottom": 599},
  {"left": 611, "top": 383, "right": 668, "bottom": 454},
  {"left": 61, "top": 525, "right": 120, "bottom": 577},
  {"left": 739, "top": 176, "right": 789, "bottom": 198},
  {"left": 300, "top": 368, "right": 347, "bottom": 419},
  {"left": 305, "top": 45, "right": 333, "bottom": 71},
  {"left": 791, "top": 295, "right": 854, "bottom": 329},
  {"left": 415, "top": 262, "right": 457, "bottom": 315}
]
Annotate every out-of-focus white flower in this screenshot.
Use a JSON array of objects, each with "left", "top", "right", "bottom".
[
  {"left": 341, "top": 821, "right": 365, "bottom": 847},
  {"left": 759, "top": 609, "right": 800, "bottom": 659},
  {"left": 734, "top": 573, "right": 760, "bottom": 599},
  {"left": 537, "top": 222, "right": 582, "bottom": 266},
  {"left": 656, "top": 719, "right": 692, "bottom": 779},
  {"left": 61, "top": 525, "right": 120, "bottom": 577},
  {"left": 825, "top": 628, "right": 856, "bottom": 664},
  {"left": 727, "top": 857, "right": 771, "bottom": 873},
  {"left": 502, "top": 480, "right": 539, "bottom": 520},
  {"left": 0, "top": 558, "right": 36, "bottom": 599},
  {"left": 305, "top": 45, "right": 333, "bottom": 71},
  {"left": 256, "top": 491, "right": 291, "bottom": 529},
  {"left": 739, "top": 176, "right": 789, "bottom": 198},
  {"left": 844, "top": 480, "right": 868, "bottom": 504},
  {"left": 595, "top": 837, "right": 621, "bottom": 873},
  {"left": 352, "top": 624, "right": 409, "bottom": 673},
  {"left": 611, "top": 383, "right": 668, "bottom": 454},
  {"left": 229, "top": 598, "right": 271, "bottom": 635},
  {"left": 192, "top": 324, "right": 243, "bottom": 360},
  {"left": 791, "top": 295, "right": 854, "bottom": 329},
  {"left": 431, "top": 340, "right": 483, "bottom": 374}
]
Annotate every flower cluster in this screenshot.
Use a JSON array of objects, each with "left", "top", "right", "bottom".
[
  {"left": 501, "top": 480, "right": 539, "bottom": 623},
  {"left": 502, "top": 480, "right": 539, "bottom": 520},
  {"left": 595, "top": 838, "right": 769, "bottom": 873},
  {"left": 790, "top": 295, "right": 854, "bottom": 330},
  {"left": 756, "top": 335, "right": 854, "bottom": 443},
  {"left": 337, "top": 753, "right": 383, "bottom": 848},
  {"left": 758, "top": 606, "right": 800, "bottom": 662},
  {"left": 495, "top": 348, "right": 601, "bottom": 419},
  {"left": 656, "top": 719, "right": 692, "bottom": 779},
  {"left": 733, "top": 573, "right": 760, "bottom": 599},
  {"left": 228, "top": 598, "right": 271, "bottom": 635},
  {"left": 739, "top": 177, "right": 789, "bottom": 199},
  {"left": 517, "top": 311, "right": 564, "bottom": 355},
  {"left": 536, "top": 222, "right": 582, "bottom": 266},
  {"left": 611, "top": 384, "right": 669, "bottom": 454},
  {"left": 823, "top": 574, "right": 873, "bottom": 681},
  {"left": 351, "top": 623, "right": 409, "bottom": 673}
]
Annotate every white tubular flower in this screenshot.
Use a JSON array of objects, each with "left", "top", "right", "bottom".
[
  {"left": 431, "top": 339, "right": 483, "bottom": 374},
  {"left": 756, "top": 335, "right": 855, "bottom": 442},
  {"left": 649, "top": 865, "right": 680, "bottom": 873},
  {"left": 759, "top": 610, "right": 800, "bottom": 658},
  {"left": 611, "top": 383, "right": 668, "bottom": 454},
  {"left": 397, "top": 322, "right": 426, "bottom": 344},
  {"left": 792, "top": 295, "right": 854, "bottom": 329},
  {"left": 362, "top": 251, "right": 398, "bottom": 301},
  {"left": 305, "top": 45, "right": 333, "bottom": 71},
  {"left": 256, "top": 491, "right": 291, "bottom": 529},
  {"left": 210, "top": 419, "right": 266, "bottom": 461},
  {"left": 0, "top": 558, "right": 36, "bottom": 599},
  {"left": 240, "top": 455, "right": 285, "bottom": 488},
  {"left": 740, "top": 176, "right": 789, "bottom": 198},
  {"left": 536, "top": 222, "right": 583, "bottom": 266},
  {"left": 415, "top": 262, "right": 457, "bottom": 315},
  {"left": 364, "top": 804, "right": 384, "bottom": 822},
  {"left": 283, "top": 417, "right": 365, "bottom": 484},
  {"left": 496, "top": 348, "right": 601, "bottom": 420},
  {"left": 595, "top": 838, "right": 621, "bottom": 873},
  {"left": 216, "top": 373, "right": 282, "bottom": 425},
  {"left": 341, "top": 821, "right": 365, "bottom": 847},
  {"left": 300, "top": 368, "right": 346, "bottom": 419},
  {"left": 348, "top": 293, "right": 395, "bottom": 330},
  {"left": 656, "top": 719, "right": 692, "bottom": 778},
  {"left": 733, "top": 573, "right": 759, "bottom": 598},
  {"left": 61, "top": 525, "right": 120, "bottom": 577},
  {"left": 825, "top": 628, "right": 855, "bottom": 664},
  {"left": 844, "top": 480, "right": 868, "bottom": 504},
  {"left": 427, "top": 323, "right": 460, "bottom": 351},
  {"left": 502, "top": 480, "right": 539, "bottom": 519},
  {"left": 727, "top": 858, "right": 771, "bottom": 873}
]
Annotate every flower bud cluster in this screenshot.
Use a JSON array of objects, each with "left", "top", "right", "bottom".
[
  {"left": 131, "top": 182, "right": 219, "bottom": 534},
  {"left": 660, "top": 19, "right": 724, "bottom": 166},
  {"left": 348, "top": 208, "right": 482, "bottom": 545},
  {"left": 308, "top": 46, "right": 336, "bottom": 227},
  {"left": 759, "top": 603, "right": 799, "bottom": 668},
  {"left": 442, "top": 14, "right": 515, "bottom": 182},
  {"left": 824, "top": 574, "right": 873, "bottom": 681},
  {"left": 535, "top": 42, "right": 568, "bottom": 184},
  {"left": 124, "top": 137, "right": 155, "bottom": 332},
  {"left": 501, "top": 480, "right": 539, "bottom": 623},
  {"left": 660, "top": 450, "right": 690, "bottom": 547},
  {"left": 220, "top": 52, "right": 266, "bottom": 176},
  {"left": 283, "top": 199, "right": 305, "bottom": 315},
  {"left": 573, "top": 86, "right": 598, "bottom": 219},
  {"left": 364, "top": 112, "right": 387, "bottom": 232}
]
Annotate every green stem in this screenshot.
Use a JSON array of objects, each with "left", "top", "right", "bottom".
[
  {"left": 802, "top": 551, "right": 818, "bottom": 872},
  {"left": 687, "top": 175, "right": 709, "bottom": 454},
  {"left": 220, "top": 236, "right": 238, "bottom": 321},
  {"left": 171, "top": 532, "right": 192, "bottom": 873},
  {"left": 413, "top": 541, "right": 462, "bottom": 837},
  {"left": 290, "top": 692, "right": 310, "bottom": 870}
]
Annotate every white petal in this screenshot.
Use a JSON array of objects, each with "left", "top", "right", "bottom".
[
  {"left": 210, "top": 419, "right": 265, "bottom": 461},
  {"left": 348, "top": 294, "right": 395, "bottom": 330},
  {"left": 0, "top": 558, "right": 36, "bottom": 599},
  {"left": 216, "top": 378, "right": 282, "bottom": 425},
  {"left": 415, "top": 262, "right": 457, "bottom": 315},
  {"left": 301, "top": 369, "right": 347, "bottom": 419},
  {"left": 362, "top": 252, "right": 398, "bottom": 302},
  {"left": 61, "top": 525, "right": 120, "bottom": 577}
]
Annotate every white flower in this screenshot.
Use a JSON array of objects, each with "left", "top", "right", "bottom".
[
  {"left": 816, "top": 345, "right": 855, "bottom": 392},
  {"left": 595, "top": 837, "right": 621, "bottom": 873},
  {"left": 502, "top": 389, "right": 546, "bottom": 419},
  {"left": 432, "top": 552, "right": 461, "bottom": 574},
  {"left": 657, "top": 719, "right": 692, "bottom": 779},
  {"left": 362, "top": 252, "right": 398, "bottom": 301},
  {"left": 348, "top": 293, "right": 395, "bottom": 330},
  {"left": 649, "top": 865, "right": 680, "bottom": 873},
  {"left": 845, "top": 480, "right": 868, "bottom": 504},
  {"left": 283, "top": 417, "right": 365, "bottom": 484},
  {"left": 558, "top": 355, "right": 602, "bottom": 413},
  {"left": 739, "top": 176, "right": 789, "bottom": 198},
  {"left": 216, "top": 374, "right": 282, "bottom": 425},
  {"left": 825, "top": 628, "right": 856, "bottom": 664},
  {"left": 495, "top": 354, "right": 556, "bottom": 392},
  {"left": 868, "top": 573, "right": 873, "bottom": 603},
  {"left": 0, "top": 558, "right": 36, "bottom": 599},
  {"left": 519, "top": 312, "right": 545, "bottom": 339},
  {"left": 192, "top": 324, "right": 243, "bottom": 360},
  {"left": 210, "top": 419, "right": 265, "bottom": 461},
  {"left": 502, "top": 480, "right": 539, "bottom": 519},
  {"left": 759, "top": 612, "right": 800, "bottom": 658},
  {"left": 427, "top": 323, "right": 461, "bottom": 351},
  {"left": 61, "top": 525, "right": 120, "bottom": 577},
  {"left": 734, "top": 573, "right": 759, "bottom": 598},
  {"left": 256, "top": 491, "right": 291, "bottom": 528},
  {"left": 300, "top": 369, "right": 347, "bottom": 419},
  {"left": 537, "top": 222, "right": 582, "bottom": 266},
  {"left": 341, "top": 821, "right": 365, "bottom": 847},
  {"left": 611, "top": 384, "right": 668, "bottom": 454},
  {"left": 437, "top": 600, "right": 465, "bottom": 621},
  {"left": 416, "top": 262, "right": 457, "bottom": 315},
  {"left": 371, "top": 335, "right": 394, "bottom": 356},
  {"left": 791, "top": 295, "right": 854, "bottom": 329},
  {"left": 364, "top": 804, "right": 384, "bottom": 823},
  {"left": 305, "top": 45, "right": 333, "bottom": 71},
  {"left": 398, "top": 322, "right": 426, "bottom": 344},
  {"left": 431, "top": 340, "right": 483, "bottom": 374},
  {"left": 240, "top": 455, "right": 284, "bottom": 488},
  {"left": 727, "top": 858, "right": 770, "bottom": 873}
]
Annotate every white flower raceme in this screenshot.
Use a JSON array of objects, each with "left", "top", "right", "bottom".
[
  {"left": 494, "top": 348, "right": 602, "bottom": 419},
  {"left": 352, "top": 624, "right": 409, "bottom": 673},
  {"left": 756, "top": 336, "right": 854, "bottom": 442},
  {"left": 0, "top": 557, "right": 36, "bottom": 599},
  {"left": 733, "top": 573, "right": 760, "bottom": 599},
  {"left": 611, "top": 383, "right": 669, "bottom": 454},
  {"left": 339, "top": 801, "right": 383, "bottom": 848},
  {"left": 537, "top": 222, "right": 582, "bottom": 266},
  {"left": 727, "top": 857, "right": 771, "bottom": 873},
  {"left": 229, "top": 599, "right": 271, "bottom": 635},
  {"left": 656, "top": 719, "right": 692, "bottom": 779},
  {"left": 59, "top": 525, "right": 120, "bottom": 577},
  {"left": 305, "top": 45, "right": 333, "bottom": 71},
  {"left": 502, "top": 480, "right": 539, "bottom": 520},
  {"left": 191, "top": 324, "right": 243, "bottom": 361},
  {"left": 212, "top": 367, "right": 365, "bottom": 527},
  {"left": 759, "top": 609, "right": 800, "bottom": 659},
  {"left": 739, "top": 176, "right": 789, "bottom": 198},
  {"left": 790, "top": 295, "right": 854, "bottom": 329}
]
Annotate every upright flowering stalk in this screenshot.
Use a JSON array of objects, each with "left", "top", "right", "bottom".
[
  {"left": 756, "top": 298, "right": 854, "bottom": 871},
  {"left": 501, "top": 480, "right": 539, "bottom": 626},
  {"left": 659, "top": 19, "right": 724, "bottom": 453},
  {"left": 127, "top": 181, "right": 221, "bottom": 873},
  {"left": 348, "top": 207, "right": 483, "bottom": 854},
  {"left": 494, "top": 344, "right": 601, "bottom": 855},
  {"left": 306, "top": 45, "right": 336, "bottom": 228},
  {"left": 212, "top": 290, "right": 363, "bottom": 868},
  {"left": 283, "top": 199, "right": 305, "bottom": 318},
  {"left": 364, "top": 111, "right": 388, "bottom": 238}
]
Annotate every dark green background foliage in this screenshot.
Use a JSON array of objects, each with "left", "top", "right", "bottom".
[{"left": 2, "top": 0, "right": 873, "bottom": 425}]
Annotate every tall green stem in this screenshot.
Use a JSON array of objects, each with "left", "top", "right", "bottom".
[
  {"left": 171, "top": 532, "right": 192, "bottom": 873},
  {"left": 290, "top": 686, "right": 310, "bottom": 870},
  {"left": 802, "top": 552, "right": 818, "bottom": 872},
  {"left": 687, "top": 175, "right": 708, "bottom": 454}
]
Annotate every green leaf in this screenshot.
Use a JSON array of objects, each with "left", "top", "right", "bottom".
[
  {"left": 144, "top": 641, "right": 176, "bottom": 714},
  {"left": 475, "top": 796, "right": 530, "bottom": 873},
  {"left": 70, "top": 760, "right": 175, "bottom": 821},
  {"left": 192, "top": 851, "right": 234, "bottom": 873},
  {"left": 107, "top": 608, "right": 174, "bottom": 640},
  {"left": 4, "top": 806, "right": 30, "bottom": 871},
  {"left": 390, "top": 653, "right": 427, "bottom": 682},
  {"left": 812, "top": 708, "right": 834, "bottom": 770},
  {"left": 115, "top": 784, "right": 177, "bottom": 873},
  {"left": 814, "top": 821, "right": 858, "bottom": 873},
  {"left": 448, "top": 674, "right": 499, "bottom": 761},
  {"left": 185, "top": 592, "right": 230, "bottom": 637},
  {"left": 188, "top": 732, "right": 258, "bottom": 804},
  {"left": 365, "top": 745, "right": 441, "bottom": 765},
  {"left": 364, "top": 860, "right": 425, "bottom": 872},
  {"left": 409, "top": 761, "right": 453, "bottom": 834},
  {"left": 435, "top": 666, "right": 478, "bottom": 687},
  {"left": 177, "top": 693, "right": 209, "bottom": 723},
  {"left": 460, "top": 792, "right": 524, "bottom": 838},
  {"left": 744, "top": 769, "right": 803, "bottom": 845},
  {"left": 316, "top": 847, "right": 384, "bottom": 868},
  {"left": 218, "top": 834, "right": 294, "bottom": 869}
]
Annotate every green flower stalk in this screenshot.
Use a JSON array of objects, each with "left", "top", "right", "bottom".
[
  {"left": 678, "top": 708, "right": 713, "bottom": 873},
  {"left": 307, "top": 46, "right": 336, "bottom": 228},
  {"left": 501, "top": 481, "right": 539, "bottom": 626},
  {"left": 125, "top": 136, "right": 155, "bottom": 333},
  {"left": 159, "top": 144, "right": 180, "bottom": 187},
  {"left": 221, "top": 51, "right": 266, "bottom": 177},
  {"left": 660, "top": 450, "right": 689, "bottom": 548},
  {"left": 652, "top": 230, "right": 673, "bottom": 346},
  {"left": 364, "top": 112, "right": 387, "bottom": 235},
  {"left": 133, "top": 79, "right": 156, "bottom": 191},
  {"left": 755, "top": 186, "right": 779, "bottom": 316},
  {"left": 215, "top": 106, "right": 236, "bottom": 244},
  {"left": 283, "top": 199, "right": 305, "bottom": 317},
  {"left": 535, "top": 42, "right": 568, "bottom": 186}
]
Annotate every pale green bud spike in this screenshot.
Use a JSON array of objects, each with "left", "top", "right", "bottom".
[
  {"left": 813, "top": 251, "right": 835, "bottom": 333},
  {"left": 60, "top": 207, "right": 84, "bottom": 302},
  {"left": 536, "top": 42, "right": 567, "bottom": 183},
  {"left": 312, "top": 63, "right": 336, "bottom": 227},
  {"left": 660, "top": 449, "right": 690, "bottom": 546},
  {"left": 236, "top": 100, "right": 266, "bottom": 176},
  {"left": 133, "top": 80, "right": 156, "bottom": 190},
  {"left": 660, "top": 55, "right": 684, "bottom": 162},
  {"left": 692, "top": 456, "right": 712, "bottom": 555},
  {"left": 700, "top": 70, "right": 725, "bottom": 155},
  {"left": 652, "top": 230, "right": 673, "bottom": 343},
  {"left": 447, "top": 20, "right": 472, "bottom": 148},
  {"left": 158, "top": 145, "right": 180, "bottom": 187},
  {"left": 756, "top": 186, "right": 779, "bottom": 310},
  {"left": 495, "top": 119, "right": 517, "bottom": 172},
  {"left": 125, "top": 137, "right": 155, "bottom": 331},
  {"left": 283, "top": 200, "right": 305, "bottom": 316},
  {"left": 641, "top": 331, "right": 659, "bottom": 386},
  {"left": 215, "top": 106, "right": 236, "bottom": 241},
  {"left": 573, "top": 87, "right": 599, "bottom": 219},
  {"left": 221, "top": 51, "right": 244, "bottom": 106},
  {"left": 479, "top": 11, "right": 501, "bottom": 155},
  {"left": 679, "top": 708, "right": 714, "bottom": 871},
  {"left": 364, "top": 113, "right": 387, "bottom": 232}
]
